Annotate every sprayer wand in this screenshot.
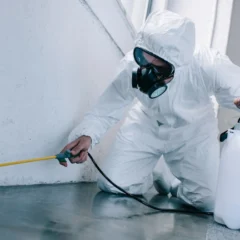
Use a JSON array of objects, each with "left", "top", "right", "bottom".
[{"left": 0, "top": 150, "right": 71, "bottom": 167}]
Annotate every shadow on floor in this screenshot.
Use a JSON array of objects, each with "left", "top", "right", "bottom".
[{"left": 0, "top": 183, "right": 239, "bottom": 240}]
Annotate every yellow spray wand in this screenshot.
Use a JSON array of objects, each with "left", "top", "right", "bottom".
[{"left": 0, "top": 151, "right": 71, "bottom": 167}]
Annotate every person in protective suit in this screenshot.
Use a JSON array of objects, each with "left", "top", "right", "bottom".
[{"left": 60, "top": 11, "right": 240, "bottom": 212}]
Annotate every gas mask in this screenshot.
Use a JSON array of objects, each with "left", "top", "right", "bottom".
[{"left": 132, "top": 47, "right": 175, "bottom": 99}]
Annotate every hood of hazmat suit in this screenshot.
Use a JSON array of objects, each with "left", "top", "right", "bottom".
[
  {"left": 135, "top": 10, "right": 195, "bottom": 67},
  {"left": 69, "top": 11, "right": 240, "bottom": 212}
]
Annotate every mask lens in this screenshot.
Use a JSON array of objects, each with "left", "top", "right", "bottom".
[{"left": 133, "top": 48, "right": 149, "bottom": 66}]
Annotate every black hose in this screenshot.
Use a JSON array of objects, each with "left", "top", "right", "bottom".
[{"left": 87, "top": 152, "right": 212, "bottom": 215}]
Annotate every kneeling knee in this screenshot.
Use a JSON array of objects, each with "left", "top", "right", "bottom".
[
  {"left": 97, "top": 177, "right": 114, "bottom": 193},
  {"left": 97, "top": 176, "right": 148, "bottom": 195}
]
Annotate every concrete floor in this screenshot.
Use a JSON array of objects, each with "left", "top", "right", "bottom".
[{"left": 0, "top": 183, "right": 239, "bottom": 240}]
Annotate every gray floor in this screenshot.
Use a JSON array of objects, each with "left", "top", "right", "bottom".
[{"left": 0, "top": 183, "right": 239, "bottom": 240}]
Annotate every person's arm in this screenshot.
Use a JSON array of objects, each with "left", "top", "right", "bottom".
[
  {"left": 68, "top": 54, "right": 135, "bottom": 148},
  {"left": 199, "top": 48, "right": 240, "bottom": 110}
]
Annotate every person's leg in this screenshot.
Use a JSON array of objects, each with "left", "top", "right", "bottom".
[
  {"left": 97, "top": 106, "right": 162, "bottom": 195},
  {"left": 153, "top": 156, "right": 180, "bottom": 195},
  {"left": 97, "top": 130, "right": 162, "bottom": 195},
  {"left": 164, "top": 131, "right": 220, "bottom": 212}
]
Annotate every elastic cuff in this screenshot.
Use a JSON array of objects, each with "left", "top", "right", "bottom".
[{"left": 80, "top": 132, "right": 98, "bottom": 149}]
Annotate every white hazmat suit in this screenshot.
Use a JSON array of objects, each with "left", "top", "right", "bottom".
[{"left": 69, "top": 11, "right": 240, "bottom": 211}]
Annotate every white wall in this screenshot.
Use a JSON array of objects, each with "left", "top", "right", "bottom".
[
  {"left": 211, "top": 0, "right": 233, "bottom": 54},
  {"left": 0, "top": 0, "right": 134, "bottom": 185},
  {"left": 120, "top": 0, "right": 149, "bottom": 31},
  {"left": 227, "top": 0, "right": 240, "bottom": 66}
]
